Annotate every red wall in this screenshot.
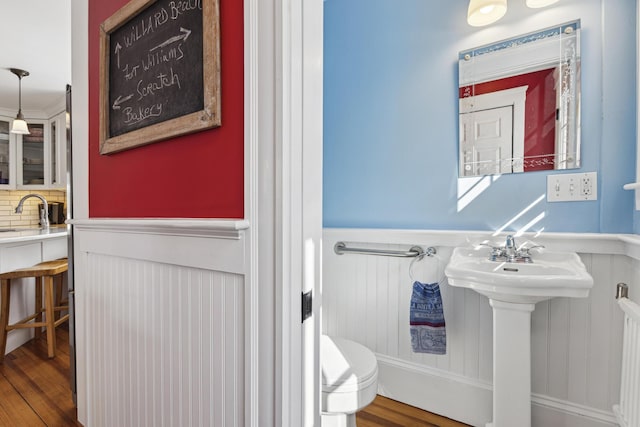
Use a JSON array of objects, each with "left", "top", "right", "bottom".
[
  {"left": 88, "top": 0, "right": 244, "bottom": 218},
  {"left": 460, "top": 68, "right": 557, "bottom": 172}
]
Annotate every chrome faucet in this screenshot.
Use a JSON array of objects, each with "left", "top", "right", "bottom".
[
  {"left": 505, "top": 235, "right": 517, "bottom": 260},
  {"left": 480, "top": 235, "right": 544, "bottom": 263},
  {"left": 15, "top": 193, "right": 49, "bottom": 230}
]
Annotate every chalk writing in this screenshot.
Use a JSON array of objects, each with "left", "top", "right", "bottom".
[
  {"left": 114, "top": 42, "right": 122, "bottom": 69},
  {"left": 141, "top": 44, "right": 184, "bottom": 72},
  {"left": 150, "top": 27, "right": 191, "bottom": 51},
  {"left": 136, "top": 68, "right": 181, "bottom": 100},
  {"left": 112, "top": 93, "right": 134, "bottom": 110},
  {"left": 123, "top": 104, "right": 163, "bottom": 125},
  {"left": 169, "top": 0, "right": 203, "bottom": 19},
  {"left": 122, "top": 9, "right": 169, "bottom": 48},
  {"left": 107, "top": 0, "right": 204, "bottom": 138},
  {"left": 123, "top": 64, "right": 140, "bottom": 80}
]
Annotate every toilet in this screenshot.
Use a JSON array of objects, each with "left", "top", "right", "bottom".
[{"left": 321, "top": 335, "right": 379, "bottom": 427}]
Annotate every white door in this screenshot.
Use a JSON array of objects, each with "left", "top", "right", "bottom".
[{"left": 460, "top": 105, "right": 514, "bottom": 176}]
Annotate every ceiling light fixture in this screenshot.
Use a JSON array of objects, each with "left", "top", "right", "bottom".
[
  {"left": 526, "top": 0, "right": 559, "bottom": 8},
  {"left": 467, "top": 0, "right": 508, "bottom": 27},
  {"left": 9, "top": 68, "right": 30, "bottom": 135}
]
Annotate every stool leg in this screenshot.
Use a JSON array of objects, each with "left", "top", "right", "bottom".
[
  {"left": 35, "top": 277, "right": 43, "bottom": 340},
  {"left": 0, "top": 279, "right": 11, "bottom": 363},
  {"left": 44, "top": 275, "right": 56, "bottom": 358},
  {"left": 54, "top": 274, "right": 62, "bottom": 321}
]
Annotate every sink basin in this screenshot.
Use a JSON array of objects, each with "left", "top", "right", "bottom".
[{"left": 445, "top": 246, "right": 594, "bottom": 303}]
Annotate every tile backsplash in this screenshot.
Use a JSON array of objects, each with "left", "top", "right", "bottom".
[{"left": 0, "top": 190, "right": 67, "bottom": 228}]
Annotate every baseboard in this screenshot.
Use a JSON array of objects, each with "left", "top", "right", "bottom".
[
  {"left": 375, "top": 354, "right": 492, "bottom": 426},
  {"left": 376, "top": 354, "right": 618, "bottom": 427},
  {"left": 612, "top": 405, "right": 628, "bottom": 427},
  {"left": 532, "top": 394, "right": 618, "bottom": 426}
]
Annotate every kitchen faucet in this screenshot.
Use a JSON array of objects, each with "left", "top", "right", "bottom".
[{"left": 15, "top": 193, "right": 49, "bottom": 230}]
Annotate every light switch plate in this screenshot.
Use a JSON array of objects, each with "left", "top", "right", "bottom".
[{"left": 547, "top": 172, "right": 598, "bottom": 202}]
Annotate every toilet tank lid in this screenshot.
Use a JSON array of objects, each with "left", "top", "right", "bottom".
[{"left": 321, "top": 335, "right": 378, "bottom": 390}]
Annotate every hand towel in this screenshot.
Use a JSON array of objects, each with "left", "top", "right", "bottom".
[{"left": 410, "top": 280, "right": 446, "bottom": 354}]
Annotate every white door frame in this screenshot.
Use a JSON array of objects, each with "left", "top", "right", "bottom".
[
  {"left": 275, "top": 0, "right": 323, "bottom": 425},
  {"left": 249, "top": 0, "right": 323, "bottom": 425}
]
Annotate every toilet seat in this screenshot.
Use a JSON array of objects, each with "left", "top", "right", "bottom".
[{"left": 321, "top": 335, "right": 378, "bottom": 416}]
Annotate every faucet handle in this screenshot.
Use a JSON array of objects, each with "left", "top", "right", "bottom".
[
  {"left": 520, "top": 243, "right": 545, "bottom": 253},
  {"left": 517, "top": 244, "right": 545, "bottom": 262},
  {"left": 478, "top": 242, "right": 501, "bottom": 251},
  {"left": 477, "top": 242, "right": 505, "bottom": 260}
]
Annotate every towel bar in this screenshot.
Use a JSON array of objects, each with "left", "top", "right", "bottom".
[{"left": 334, "top": 242, "right": 436, "bottom": 258}]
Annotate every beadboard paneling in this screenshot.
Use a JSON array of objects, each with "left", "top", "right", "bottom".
[
  {"left": 323, "top": 230, "right": 628, "bottom": 426},
  {"left": 74, "top": 225, "right": 245, "bottom": 427}
]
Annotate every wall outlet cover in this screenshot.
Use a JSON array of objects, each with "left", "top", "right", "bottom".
[{"left": 547, "top": 172, "right": 598, "bottom": 202}]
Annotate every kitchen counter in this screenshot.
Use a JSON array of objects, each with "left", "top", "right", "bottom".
[
  {"left": 0, "top": 225, "right": 68, "bottom": 356},
  {"left": 0, "top": 226, "right": 68, "bottom": 244}
]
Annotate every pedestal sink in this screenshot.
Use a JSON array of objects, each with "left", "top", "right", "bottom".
[{"left": 444, "top": 242, "right": 593, "bottom": 427}]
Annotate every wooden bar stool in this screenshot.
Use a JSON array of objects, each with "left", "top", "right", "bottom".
[{"left": 0, "top": 258, "right": 69, "bottom": 363}]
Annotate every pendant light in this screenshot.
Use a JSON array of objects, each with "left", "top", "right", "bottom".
[
  {"left": 467, "top": 0, "right": 507, "bottom": 27},
  {"left": 9, "top": 68, "right": 30, "bottom": 135},
  {"left": 526, "top": 0, "right": 559, "bottom": 8}
]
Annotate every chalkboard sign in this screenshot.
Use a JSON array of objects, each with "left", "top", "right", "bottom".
[{"left": 99, "top": 0, "right": 220, "bottom": 154}]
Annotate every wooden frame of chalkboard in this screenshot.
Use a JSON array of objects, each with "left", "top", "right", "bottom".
[{"left": 99, "top": 0, "right": 220, "bottom": 154}]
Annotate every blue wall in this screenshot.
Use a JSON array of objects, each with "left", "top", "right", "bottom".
[{"left": 323, "top": 0, "right": 637, "bottom": 233}]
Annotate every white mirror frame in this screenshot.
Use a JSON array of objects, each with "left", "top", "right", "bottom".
[{"left": 623, "top": 0, "right": 640, "bottom": 209}]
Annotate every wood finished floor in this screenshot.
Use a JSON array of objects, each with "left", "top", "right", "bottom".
[
  {"left": 0, "top": 325, "right": 80, "bottom": 426},
  {"left": 357, "top": 395, "right": 470, "bottom": 427},
  {"left": 0, "top": 327, "right": 468, "bottom": 427}
]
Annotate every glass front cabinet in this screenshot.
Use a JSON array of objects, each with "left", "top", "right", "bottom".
[
  {"left": 48, "top": 112, "right": 67, "bottom": 189},
  {"left": 18, "top": 121, "right": 46, "bottom": 187},
  {"left": 0, "top": 119, "right": 17, "bottom": 189},
  {"left": 0, "top": 114, "right": 66, "bottom": 190}
]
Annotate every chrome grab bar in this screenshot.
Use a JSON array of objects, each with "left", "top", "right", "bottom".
[{"left": 334, "top": 241, "right": 436, "bottom": 258}]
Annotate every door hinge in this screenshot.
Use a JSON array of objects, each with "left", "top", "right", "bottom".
[{"left": 302, "top": 290, "right": 312, "bottom": 323}]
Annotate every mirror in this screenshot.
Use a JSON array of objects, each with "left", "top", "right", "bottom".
[{"left": 458, "top": 20, "right": 581, "bottom": 177}]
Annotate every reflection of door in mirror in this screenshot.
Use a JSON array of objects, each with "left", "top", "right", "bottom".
[
  {"left": 458, "top": 20, "right": 581, "bottom": 177},
  {"left": 460, "top": 68, "right": 558, "bottom": 174},
  {"left": 460, "top": 106, "right": 513, "bottom": 176},
  {"left": 460, "top": 86, "right": 528, "bottom": 175}
]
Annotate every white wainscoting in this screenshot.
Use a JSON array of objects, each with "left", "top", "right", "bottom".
[
  {"left": 73, "top": 220, "right": 247, "bottom": 427},
  {"left": 323, "top": 229, "right": 638, "bottom": 427}
]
